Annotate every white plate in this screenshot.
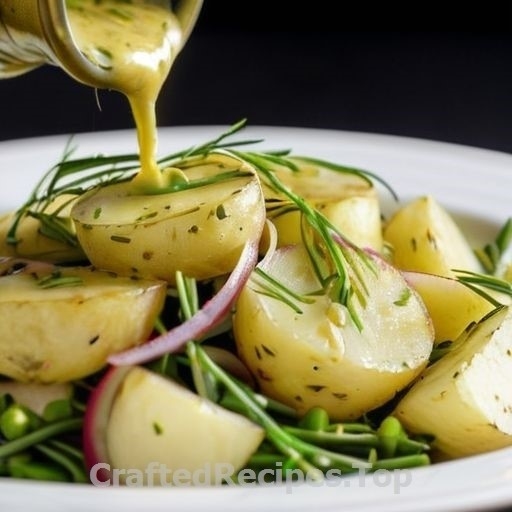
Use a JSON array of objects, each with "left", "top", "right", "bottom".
[{"left": 1, "top": 126, "right": 512, "bottom": 512}]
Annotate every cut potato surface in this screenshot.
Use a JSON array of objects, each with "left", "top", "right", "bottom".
[
  {"left": 0, "top": 194, "right": 85, "bottom": 263},
  {"left": 384, "top": 195, "right": 482, "bottom": 277},
  {"left": 0, "top": 258, "right": 166, "bottom": 382},
  {"left": 394, "top": 306, "right": 512, "bottom": 458},
  {"left": 403, "top": 271, "right": 496, "bottom": 344},
  {"left": 270, "top": 195, "right": 383, "bottom": 252},
  {"left": 71, "top": 154, "right": 266, "bottom": 284},
  {"left": 233, "top": 244, "right": 434, "bottom": 421},
  {"left": 105, "top": 367, "right": 264, "bottom": 485}
]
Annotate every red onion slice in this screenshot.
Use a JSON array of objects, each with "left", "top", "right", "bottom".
[
  {"left": 108, "top": 237, "right": 260, "bottom": 366},
  {"left": 256, "top": 219, "right": 278, "bottom": 270}
]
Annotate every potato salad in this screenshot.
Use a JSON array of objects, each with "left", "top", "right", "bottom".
[{"left": 1, "top": 120, "right": 511, "bottom": 486}]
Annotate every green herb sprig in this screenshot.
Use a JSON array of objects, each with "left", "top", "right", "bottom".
[
  {"left": 7, "top": 119, "right": 396, "bottom": 327},
  {"left": 475, "top": 218, "right": 512, "bottom": 277}
]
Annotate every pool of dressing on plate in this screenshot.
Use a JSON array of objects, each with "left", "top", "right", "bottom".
[{"left": 66, "top": 0, "right": 183, "bottom": 190}]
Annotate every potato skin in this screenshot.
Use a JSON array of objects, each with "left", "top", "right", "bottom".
[
  {"left": 71, "top": 155, "right": 266, "bottom": 284},
  {"left": 265, "top": 161, "right": 383, "bottom": 251},
  {"left": 233, "top": 245, "right": 434, "bottom": 421},
  {"left": 0, "top": 263, "right": 166, "bottom": 382},
  {"left": 383, "top": 195, "right": 482, "bottom": 277},
  {"left": 271, "top": 195, "right": 383, "bottom": 251}
]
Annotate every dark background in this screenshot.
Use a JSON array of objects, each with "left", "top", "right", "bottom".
[{"left": 2, "top": 1, "right": 512, "bottom": 154}]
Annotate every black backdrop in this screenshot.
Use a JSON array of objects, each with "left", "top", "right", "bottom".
[{"left": 1, "top": 1, "right": 512, "bottom": 153}]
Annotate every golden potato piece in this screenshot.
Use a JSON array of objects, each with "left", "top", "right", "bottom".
[
  {"left": 265, "top": 160, "right": 383, "bottom": 251},
  {"left": 105, "top": 367, "right": 264, "bottom": 485},
  {"left": 0, "top": 194, "right": 85, "bottom": 263},
  {"left": 71, "top": 155, "right": 265, "bottom": 284},
  {"left": 394, "top": 306, "right": 512, "bottom": 459},
  {"left": 384, "top": 195, "right": 481, "bottom": 277},
  {"left": 403, "top": 271, "right": 496, "bottom": 344},
  {"left": 233, "top": 244, "right": 434, "bottom": 421},
  {"left": 0, "top": 259, "right": 166, "bottom": 382}
]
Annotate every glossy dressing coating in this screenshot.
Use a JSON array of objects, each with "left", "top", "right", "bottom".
[{"left": 66, "top": 0, "right": 184, "bottom": 189}]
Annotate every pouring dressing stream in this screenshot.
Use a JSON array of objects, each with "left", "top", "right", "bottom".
[{"left": 0, "top": 0, "right": 203, "bottom": 190}]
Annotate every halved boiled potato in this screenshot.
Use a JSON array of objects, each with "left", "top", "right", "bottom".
[
  {"left": 403, "top": 271, "right": 496, "bottom": 344},
  {"left": 265, "top": 160, "right": 383, "bottom": 251},
  {"left": 91, "top": 366, "right": 264, "bottom": 485},
  {"left": 383, "top": 195, "right": 482, "bottom": 277},
  {"left": 233, "top": 244, "right": 434, "bottom": 421},
  {"left": 0, "top": 194, "right": 85, "bottom": 263},
  {"left": 394, "top": 306, "right": 512, "bottom": 459},
  {"left": 71, "top": 154, "right": 266, "bottom": 284},
  {"left": 0, "top": 258, "right": 166, "bottom": 382}
]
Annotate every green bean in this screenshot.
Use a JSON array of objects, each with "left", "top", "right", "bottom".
[
  {"left": 220, "top": 388, "right": 298, "bottom": 420},
  {"left": 326, "top": 422, "right": 375, "bottom": 434},
  {"left": 377, "top": 416, "right": 402, "bottom": 458},
  {"left": 42, "top": 399, "right": 74, "bottom": 423},
  {"left": 34, "top": 443, "right": 88, "bottom": 483},
  {"left": 48, "top": 439, "right": 85, "bottom": 461},
  {"left": 0, "top": 417, "right": 83, "bottom": 458},
  {"left": 371, "top": 453, "right": 431, "bottom": 470},
  {"left": 396, "top": 436, "right": 431, "bottom": 455},
  {"left": 283, "top": 426, "right": 379, "bottom": 451},
  {"left": 298, "top": 407, "right": 329, "bottom": 431},
  {"left": 8, "top": 453, "right": 70, "bottom": 482}
]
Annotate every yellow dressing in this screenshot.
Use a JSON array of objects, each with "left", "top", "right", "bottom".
[{"left": 66, "top": 0, "right": 184, "bottom": 191}]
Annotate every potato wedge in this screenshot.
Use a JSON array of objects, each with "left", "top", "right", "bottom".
[
  {"left": 394, "top": 306, "right": 512, "bottom": 459},
  {"left": 233, "top": 244, "right": 434, "bottom": 421},
  {"left": 0, "top": 194, "right": 85, "bottom": 263},
  {"left": 265, "top": 160, "right": 383, "bottom": 251},
  {"left": 103, "top": 367, "right": 264, "bottom": 485},
  {"left": 270, "top": 195, "right": 383, "bottom": 251},
  {"left": 0, "top": 258, "right": 166, "bottom": 382},
  {"left": 383, "top": 195, "right": 482, "bottom": 277},
  {"left": 403, "top": 271, "right": 496, "bottom": 344},
  {"left": 71, "top": 154, "right": 266, "bottom": 284}
]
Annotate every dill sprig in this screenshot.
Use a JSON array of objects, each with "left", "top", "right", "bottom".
[
  {"left": 454, "top": 269, "right": 511, "bottom": 307},
  {"left": 7, "top": 119, "right": 396, "bottom": 328},
  {"left": 219, "top": 146, "right": 379, "bottom": 328},
  {"left": 250, "top": 267, "right": 317, "bottom": 315},
  {"left": 6, "top": 138, "right": 136, "bottom": 247},
  {"left": 475, "top": 218, "right": 512, "bottom": 277},
  {"left": 37, "top": 271, "right": 83, "bottom": 289}
]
